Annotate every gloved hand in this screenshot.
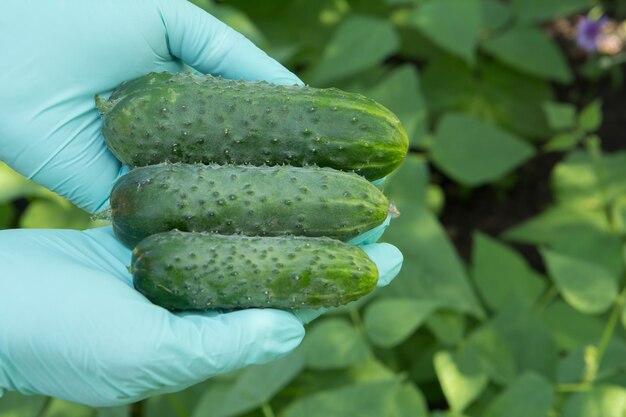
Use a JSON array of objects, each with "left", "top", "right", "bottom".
[
  {"left": 0, "top": 0, "right": 404, "bottom": 406},
  {"left": 0, "top": 227, "right": 401, "bottom": 406},
  {"left": 0, "top": 0, "right": 301, "bottom": 213}
]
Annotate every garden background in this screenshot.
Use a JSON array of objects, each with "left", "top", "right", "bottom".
[{"left": 2, "top": 0, "right": 626, "bottom": 415}]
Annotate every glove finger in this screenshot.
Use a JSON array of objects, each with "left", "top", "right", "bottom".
[
  {"left": 360, "top": 242, "right": 403, "bottom": 287},
  {"left": 124, "top": 308, "right": 305, "bottom": 403},
  {"left": 82, "top": 226, "right": 133, "bottom": 285},
  {"left": 158, "top": 0, "right": 302, "bottom": 86},
  {"left": 348, "top": 215, "right": 391, "bottom": 246},
  {"left": 291, "top": 307, "right": 326, "bottom": 325}
]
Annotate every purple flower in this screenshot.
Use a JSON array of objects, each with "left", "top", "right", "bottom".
[{"left": 576, "top": 16, "right": 608, "bottom": 52}]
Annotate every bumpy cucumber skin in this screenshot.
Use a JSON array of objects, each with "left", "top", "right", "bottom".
[
  {"left": 110, "top": 163, "right": 389, "bottom": 248},
  {"left": 98, "top": 72, "right": 409, "bottom": 180},
  {"left": 132, "top": 231, "right": 379, "bottom": 310}
]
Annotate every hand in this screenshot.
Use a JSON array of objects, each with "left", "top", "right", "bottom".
[
  {"left": 0, "top": 0, "right": 300, "bottom": 213},
  {"left": 0, "top": 227, "right": 401, "bottom": 406},
  {"left": 0, "top": 0, "right": 404, "bottom": 406}
]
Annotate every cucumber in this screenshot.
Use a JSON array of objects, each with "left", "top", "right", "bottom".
[
  {"left": 110, "top": 163, "right": 390, "bottom": 248},
  {"left": 131, "top": 231, "right": 378, "bottom": 310},
  {"left": 97, "top": 72, "right": 408, "bottom": 180}
]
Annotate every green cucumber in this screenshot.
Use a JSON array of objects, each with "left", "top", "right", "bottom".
[
  {"left": 131, "top": 231, "right": 378, "bottom": 310},
  {"left": 97, "top": 72, "right": 408, "bottom": 180},
  {"left": 111, "top": 163, "right": 390, "bottom": 248}
]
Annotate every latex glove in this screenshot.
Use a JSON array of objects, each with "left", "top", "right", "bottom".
[
  {"left": 0, "top": 0, "right": 301, "bottom": 213},
  {"left": 0, "top": 227, "right": 402, "bottom": 406},
  {"left": 0, "top": 0, "right": 404, "bottom": 406}
]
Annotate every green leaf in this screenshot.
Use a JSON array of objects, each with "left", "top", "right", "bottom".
[
  {"left": 544, "top": 132, "right": 581, "bottom": 152},
  {"left": 542, "top": 300, "right": 605, "bottom": 351},
  {"left": 431, "top": 113, "right": 535, "bottom": 186},
  {"left": 434, "top": 350, "right": 488, "bottom": 412},
  {"left": 553, "top": 150, "right": 626, "bottom": 210},
  {"left": 471, "top": 232, "right": 546, "bottom": 311},
  {"left": 404, "top": 333, "right": 441, "bottom": 384},
  {"left": 431, "top": 413, "right": 469, "bottom": 417},
  {"left": 191, "top": 380, "right": 239, "bottom": 417},
  {"left": 425, "top": 57, "right": 555, "bottom": 139},
  {"left": 302, "top": 318, "right": 369, "bottom": 369},
  {"left": 192, "top": 351, "right": 304, "bottom": 417},
  {"left": 409, "top": 0, "right": 482, "bottom": 64},
  {"left": 492, "top": 299, "right": 557, "bottom": 378},
  {"left": 306, "top": 15, "right": 399, "bottom": 85},
  {"left": 482, "top": 26, "right": 573, "bottom": 83},
  {"left": 425, "top": 310, "right": 466, "bottom": 347},
  {"left": 511, "top": 0, "right": 591, "bottom": 23},
  {"left": 482, "top": 0, "right": 513, "bottom": 33},
  {"left": 346, "top": 356, "right": 398, "bottom": 384},
  {"left": 363, "top": 298, "right": 440, "bottom": 348},
  {"left": 578, "top": 100, "right": 603, "bottom": 132},
  {"left": 421, "top": 56, "right": 477, "bottom": 114},
  {"left": 39, "top": 399, "right": 92, "bottom": 417},
  {"left": 19, "top": 196, "right": 94, "bottom": 230},
  {"left": 480, "top": 60, "right": 554, "bottom": 139},
  {"left": 482, "top": 372, "right": 554, "bottom": 417},
  {"left": 542, "top": 249, "right": 618, "bottom": 314},
  {"left": 385, "top": 0, "right": 416, "bottom": 5},
  {"left": 381, "top": 155, "right": 484, "bottom": 317},
  {"left": 503, "top": 206, "right": 608, "bottom": 244},
  {"left": 283, "top": 356, "right": 397, "bottom": 401},
  {"left": 503, "top": 205, "right": 624, "bottom": 278},
  {"left": 395, "top": 24, "right": 446, "bottom": 62},
  {"left": 0, "top": 203, "right": 15, "bottom": 230},
  {"left": 0, "top": 162, "right": 44, "bottom": 204},
  {"left": 392, "top": 383, "right": 430, "bottom": 417},
  {"left": 358, "top": 65, "right": 429, "bottom": 147},
  {"left": 225, "top": 0, "right": 338, "bottom": 64},
  {"left": 0, "top": 393, "right": 48, "bottom": 417},
  {"left": 542, "top": 101, "right": 577, "bottom": 130},
  {"left": 562, "top": 385, "right": 626, "bottom": 417},
  {"left": 283, "top": 380, "right": 419, "bottom": 417},
  {"left": 95, "top": 407, "right": 129, "bottom": 417},
  {"left": 464, "top": 325, "right": 517, "bottom": 385}
]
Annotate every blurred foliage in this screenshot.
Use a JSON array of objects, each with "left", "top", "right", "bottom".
[{"left": 4, "top": 0, "right": 626, "bottom": 416}]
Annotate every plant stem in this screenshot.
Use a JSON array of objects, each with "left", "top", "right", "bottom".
[
  {"left": 582, "top": 135, "right": 626, "bottom": 384},
  {"left": 261, "top": 402, "right": 276, "bottom": 417},
  {"left": 586, "top": 285, "right": 626, "bottom": 382},
  {"left": 556, "top": 382, "right": 592, "bottom": 393},
  {"left": 349, "top": 307, "right": 366, "bottom": 335},
  {"left": 533, "top": 285, "right": 559, "bottom": 313}
]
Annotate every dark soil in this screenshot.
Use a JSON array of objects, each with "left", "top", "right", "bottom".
[
  {"left": 436, "top": 65, "right": 626, "bottom": 272},
  {"left": 435, "top": 153, "right": 560, "bottom": 272}
]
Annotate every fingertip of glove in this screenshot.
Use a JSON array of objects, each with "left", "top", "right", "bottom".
[
  {"left": 372, "top": 176, "right": 387, "bottom": 187},
  {"left": 227, "top": 309, "right": 305, "bottom": 356},
  {"left": 349, "top": 215, "right": 391, "bottom": 246},
  {"left": 292, "top": 307, "right": 326, "bottom": 325},
  {"left": 360, "top": 243, "right": 403, "bottom": 287}
]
